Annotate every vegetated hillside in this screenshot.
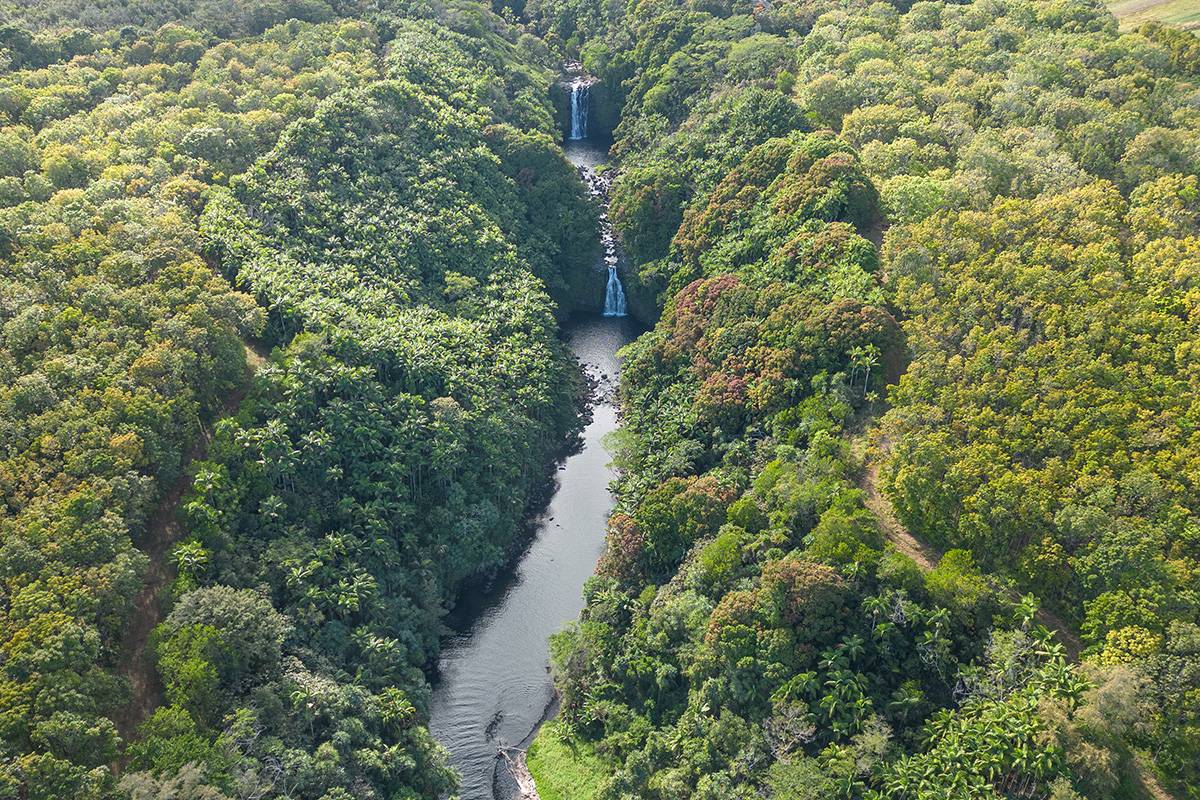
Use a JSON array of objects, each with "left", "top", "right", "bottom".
[
  {"left": 2, "top": 0, "right": 1198, "bottom": 797},
  {"left": 0, "top": 17, "right": 376, "bottom": 799},
  {"left": 0, "top": 0, "right": 348, "bottom": 38},
  {"left": 153, "top": 26, "right": 591, "bottom": 800},
  {"left": 0, "top": 2, "right": 597, "bottom": 798},
  {"left": 525, "top": 0, "right": 1200, "bottom": 797}
]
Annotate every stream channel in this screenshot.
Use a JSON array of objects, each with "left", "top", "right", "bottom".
[{"left": 428, "top": 134, "right": 635, "bottom": 799}]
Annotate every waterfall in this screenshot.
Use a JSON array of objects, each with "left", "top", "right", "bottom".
[
  {"left": 600, "top": 200, "right": 626, "bottom": 317},
  {"left": 569, "top": 78, "right": 627, "bottom": 318},
  {"left": 569, "top": 80, "right": 589, "bottom": 140},
  {"left": 603, "top": 265, "right": 626, "bottom": 317}
]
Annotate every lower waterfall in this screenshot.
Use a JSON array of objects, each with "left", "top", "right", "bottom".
[{"left": 603, "top": 265, "right": 626, "bottom": 317}]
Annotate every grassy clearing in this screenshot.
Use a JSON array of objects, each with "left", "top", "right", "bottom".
[
  {"left": 1108, "top": 0, "right": 1200, "bottom": 30},
  {"left": 526, "top": 720, "right": 607, "bottom": 800}
]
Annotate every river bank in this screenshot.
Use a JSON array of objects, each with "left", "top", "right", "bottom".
[
  {"left": 428, "top": 314, "right": 636, "bottom": 799},
  {"left": 426, "top": 109, "right": 638, "bottom": 798}
]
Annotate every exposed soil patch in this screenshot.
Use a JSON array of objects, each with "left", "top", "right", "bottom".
[
  {"left": 113, "top": 344, "right": 267, "bottom": 755},
  {"left": 858, "top": 435, "right": 1081, "bottom": 658}
]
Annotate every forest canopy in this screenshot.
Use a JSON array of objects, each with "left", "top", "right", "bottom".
[
  {"left": 0, "top": 2, "right": 599, "bottom": 797},
  {"left": 523, "top": 0, "right": 1200, "bottom": 797},
  {"left": 0, "top": 0, "right": 1198, "bottom": 798}
]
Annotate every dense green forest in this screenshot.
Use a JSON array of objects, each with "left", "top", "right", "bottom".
[
  {"left": 523, "top": 0, "right": 1200, "bottom": 798},
  {"left": 0, "top": 1, "right": 596, "bottom": 797},
  {"left": 0, "top": 0, "right": 1197, "bottom": 798}
]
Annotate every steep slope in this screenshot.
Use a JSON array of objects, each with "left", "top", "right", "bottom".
[
  {"left": 0, "top": 5, "right": 599, "bottom": 798},
  {"left": 527, "top": 0, "right": 1200, "bottom": 796}
]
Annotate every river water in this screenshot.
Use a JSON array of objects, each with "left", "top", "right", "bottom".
[{"left": 428, "top": 138, "right": 635, "bottom": 799}]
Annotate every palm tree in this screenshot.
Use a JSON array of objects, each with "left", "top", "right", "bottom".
[{"left": 848, "top": 343, "right": 881, "bottom": 396}]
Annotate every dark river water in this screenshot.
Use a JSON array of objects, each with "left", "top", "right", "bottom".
[{"left": 428, "top": 139, "right": 635, "bottom": 799}]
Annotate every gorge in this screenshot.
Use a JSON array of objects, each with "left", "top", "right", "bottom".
[
  {"left": 0, "top": 2, "right": 1197, "bottom": 799},
  {"left": 428, "top": 95, "right": 632, "bottom": 798}
]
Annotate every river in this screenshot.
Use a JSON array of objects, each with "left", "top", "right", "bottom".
[{"left": 427, "top": 137, "right": 635, "bottom": 799}]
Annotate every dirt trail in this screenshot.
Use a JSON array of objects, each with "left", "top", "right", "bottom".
[
  {"left": 857, "top": 435, "right": 1183, "bottom": 800},
  {"left": 861, "top": 459, "right": 937, "bottom": 571},
  {"left": 113, "top": 344, "right": 267, "bottom": 753},
  {"left": 858, "top": 437, "right": 1081, "bottom": 658}
]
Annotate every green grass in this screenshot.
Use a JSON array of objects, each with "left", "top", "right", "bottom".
[
  {"left": 526, "top": 721, "right": 608, "bottom": 800},
  {"left": 1108, "top": 0, "right": 1200, "bottom": 30}
]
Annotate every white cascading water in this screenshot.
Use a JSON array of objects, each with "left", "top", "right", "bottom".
[
  {"left": 603, "top": 265, "right": 626, "bottom": 317},
  {"left": 569, "top": 79, "right": 589, "bottom": 140},
  {"left": 569, "top": 72, "right": 627, "bottom": 317}
]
